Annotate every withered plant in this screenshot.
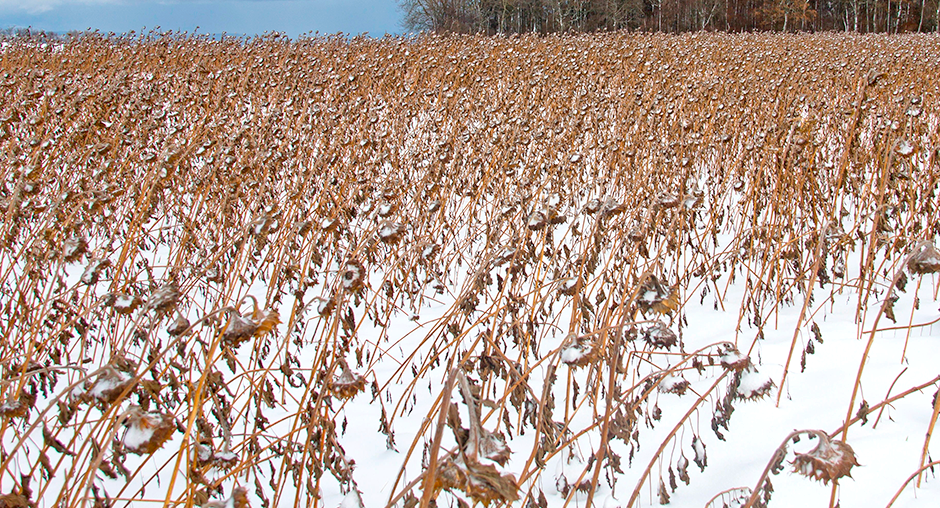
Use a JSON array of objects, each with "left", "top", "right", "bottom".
[{"left": 0, "top": 30, "right": 937, "bottom": 508}]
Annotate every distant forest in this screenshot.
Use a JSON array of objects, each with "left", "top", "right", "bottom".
[{"left": 400, "top": 0, "right": 940, "bottom": 33}]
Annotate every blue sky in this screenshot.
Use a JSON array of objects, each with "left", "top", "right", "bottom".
[{"left": 0, "top": 0, "right": 404, "bottom": 37}]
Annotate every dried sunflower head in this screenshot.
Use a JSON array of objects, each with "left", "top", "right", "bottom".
[
  {"left": 123, "top": 406, "right": 176, "bottom": 455},
  {"left": 329, "top": 360, "right": 367, "bottom": 400},
  {"left": 202, "top": 487, "right": 250, "bottom": 508},
  {"left": 627, "top": 219, "right": 645, "bottom": 241},
  {"left": 791, "top": 432, "right": 859, "bottom": 485},
  {"left": 377, "top": 220, "right": 405, "bottom": 244},
  {"left": 376, "top": 201, "right": 398, "bottom": 217},
  {"left": 583, "top": 198, "right": 602, "bottom": 214},
  {"left": 420, "top": 243, "right": 440, "bottom": 262},
  {"left": 636, "top": 275, "right": 679, "bottom": 315},
  {"left": 62, "top": 237, "right": 87, "bottom": 262},
  {"left": 341, "top": 259, "right": 365, "bottom": 292},
  {"left": 600, "top": 199, "right": 627, "bottom": 218},
  {"left": 643, "top": 322, "right": 678, "bottom": 350},
  {"left": 719, "top": 347, "right": 751, "bottom": 372},
  {"left": 654, "top": 192, "right": 680, "bottom": 209},
  {"left": 79, "top": 365, "right": 134, "bottom": 406},
  {"left": 907, "top": 241, "right": 940, "bottom": 275},
  {"left": 436, "top": 454, "right": 519, "bottom": 506},
  {"left": 221, "top": 310, "right": 259, "bottom": 348},
  {"left": 195, "top": 443, "right": 238, "bottom": 470},
  {"left": 560, "top": 334, "right": 597, "bottom": 368},
  {"left": 311, "top": 296, "right": 336, "bottom": 317},
  {"left": 205, "top": 266, "right": 224, "bottom": 283},
  {"left": 735, "top": 366, "right": 775, "bottom": 401},
  {"left": 147, "top": 283, "right": 180, "bottom": 315},
  {"left": 0, "top": 389, "right": 36, "bottom": 419},
  {"left": 80, "top": 258, "right": 111, "bottom": 285},
  {"left": 108, "top": 293, "right": 141, "bottom": 315},
  {"left": 658, "top": 374, "right": 690, "bottom": 395},
  {"left": 527, "top": 209, "right": 548, "bottom": 231},
  {"left": 557, "top": 277, "right": 578, "bottom": 296}
]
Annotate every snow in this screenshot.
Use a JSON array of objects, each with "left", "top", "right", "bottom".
[
  {"left": 736, "top": 368, "right": 774, "bottom": 399},
  {"left": 86, "top": 369, "right": 131, "bottom": 401},
  {"left": 560, "top": 344, "right": 589, "bottom": 364},
  {"left": 659, "top": 374, "right": 690, "bottom": 395},
  {"left": 339, "top": 490, "right": 364, "bottom": 508},
  {"left": 123, "top": 421, "right": 156, "bottom": 451}
]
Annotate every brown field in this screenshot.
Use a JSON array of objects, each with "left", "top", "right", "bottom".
[{"left": 0, "top": 32, "right": 938, "bottom": 507}]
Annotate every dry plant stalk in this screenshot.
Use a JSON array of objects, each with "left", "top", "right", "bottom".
[{"left": 0, "top": 30, "right": 936, "bottom": 508}]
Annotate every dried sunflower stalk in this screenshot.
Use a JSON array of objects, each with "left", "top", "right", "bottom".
[{"left": 435, "top": 372, "right": 518, "bottom": 505}]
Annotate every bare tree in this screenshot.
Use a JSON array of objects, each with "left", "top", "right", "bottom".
[
  {"left": 400, "top": 0, "right": 481, "bottom": 32},
  {"left": 399, "top": 0, "right": 937, "bottom": 33}
]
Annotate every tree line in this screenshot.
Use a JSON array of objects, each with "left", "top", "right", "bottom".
[{"left": 400, "top": 0, "right": 940, "bottom": 33}]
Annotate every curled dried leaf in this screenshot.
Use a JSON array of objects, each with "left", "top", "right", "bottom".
[
  {"left": 479, "top": 429, "right": 512, "bottom": 467},
  {"left": 251, "top": 308, "right": 280, "bottom": 336},
  {"left": 492, "top": 247, "right": 517, "bottom": 267},
  {"left": 167, "top": 315, "right": 191, "bottom": 336}
]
